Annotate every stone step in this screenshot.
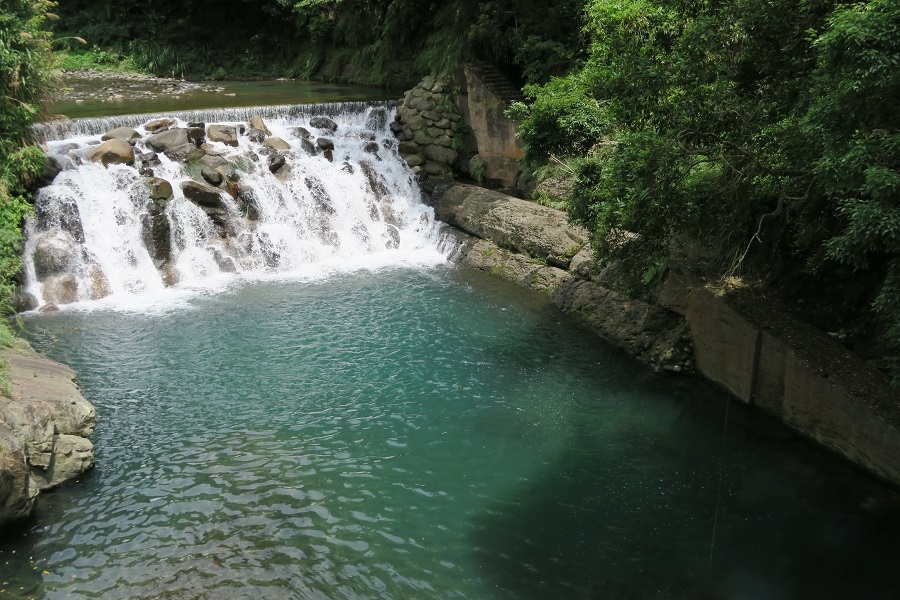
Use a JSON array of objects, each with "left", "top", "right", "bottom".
[{"left": 467, "top": 64, "right": 526, "bottom": 107}]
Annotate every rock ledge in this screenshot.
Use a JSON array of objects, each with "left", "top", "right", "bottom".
[{"left": 0, "top": 339, "right": 95, "bottom": 526}]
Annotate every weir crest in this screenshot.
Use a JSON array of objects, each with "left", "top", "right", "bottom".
[{"left": 24, "top": 102, "right": 451, "bottom": 310}]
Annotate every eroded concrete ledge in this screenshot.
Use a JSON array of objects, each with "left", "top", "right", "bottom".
[{"left": 0, "top": 339, "right": 95, "bottom": 525}]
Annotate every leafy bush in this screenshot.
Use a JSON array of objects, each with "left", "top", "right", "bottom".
[{"left": 515, "top": 0, "right": 900, "bottom": 383}]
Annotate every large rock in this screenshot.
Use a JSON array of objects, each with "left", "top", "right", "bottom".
[
  {"left": 101, "top": 127, "right": 141, "bottom": 142},
  {"left": 201, "top": 166, "right": 223, "bottom": 186},
  {"left": 207, "top": 125, "right": 238, "bottom": 147},
  {"left": 41, "top": 274, "right": 79, "bottom": 304},
  {"left": 144, "top": 118, "right": 176, "bottom": 133},
  {"left": 263, "top": 137, "right": 291, "bottom": 151},
  {"left": 310, "top": 115, "right": 338, "bottom": 132},
  {"left": 88, "top": 139, "right": 135, "bottom": 167},
  {"left": 249, "top": 115, "right": 271, "bottom": 136},
  {"left": 432, "top": 183, "right": 587, "bottom": 268},
  {"left": 0, "top": 339, "right": 95, "bottom": 525},
  {"left": 181, "top": 181, "right": 223, "bottom": 208},
  {"left": 143, "top": 177, "right": 173, "bottom": 201},
  {"left": 164, "top": 143, "right": 204, "bottom": 163},
  {"left": 32, "top": 229, "right": 78, "bottom": 279},
  {"left": 145, "top": 128, "right": 189, "bottom": 152}
]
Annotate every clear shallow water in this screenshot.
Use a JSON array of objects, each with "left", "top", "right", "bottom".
[{"left": 3, "top": 267, "right": 899, "bottom": 599}]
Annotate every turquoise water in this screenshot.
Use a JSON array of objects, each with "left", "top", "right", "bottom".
[{"left": 3, "top": 267, "right": 899, "bottom": 599}]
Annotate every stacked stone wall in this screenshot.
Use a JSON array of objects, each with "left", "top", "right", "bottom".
[{"left": 390, "top": 76, "right": 462, "bottom": 180}]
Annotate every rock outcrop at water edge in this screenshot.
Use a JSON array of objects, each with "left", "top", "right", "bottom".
[{"left": 0, "top": 340, "right": 95, "bottom": 526}]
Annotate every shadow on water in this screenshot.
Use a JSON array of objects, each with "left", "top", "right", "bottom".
[{"left": 459, "top": 291, "right": 900, "bottom": 600}]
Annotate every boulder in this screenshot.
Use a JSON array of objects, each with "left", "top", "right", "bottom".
[
  {"left": 140, "top": 210, "right": 171, "bottom": 266},
  {"left": 207, "top": 124, "right": 238, "bottom": 147},
  {"left": 101, "top": 127, "right": 141, "bottom": 142},
  {"left": 291, "top": 127, "right": 311, "bottom": 139},
  {"left": 216, "top": 164, "right": 238, "bottom": 182},
  {"left": 300, "top": 138, "right": 318, "bottom": 156},
  {"left": 164, "top": 143, "right": 204, "bottom": 163},
  {"left": 316, "top": 137, "right": 334, "bottom": 151},
  {"left": 138, "top": 151, "right": 161, "bottom": 167},
  {"left": 432, "top": 183, "right": 588, "bottom": 269},
  {"left": 323, "top": 149, "right": 333, "bottom": 162},
  {"left": 143, "top": 177, "right": 173, "bottom": 202},
  {"left": 249, "top": 115, "right": 271, "bottom": 136},
  {"left": 268, "top": 152, "right": 286, "bottom": 173},
  {"left": 41, "top": 274, "right": 79, "bottom": 304},
  {"left": 0, "top": 339, "right": 96, "bottom": 525},
  {"left": 199, "top": 153, "right": 229, "bottom": 169},
  {"left": 88, "top": 139, "right": 135, "bottom": 167},
  {"left": 201, "top": 166, "right": 223, "bottom": 186},
  {"left": 85, "top": 265, "right": 111, "bottom": 300},
  {"left": 181, "top": 181, "right": 223, "bottom": 208},
  {"left": 145, "top": 128, "right": 189, "bottom": 152},
  {"left": 32, "top": 229, "right": 78, "bottom": 279},
  {"left": 144, "top": 118, "right": 176, "bottom": 133},
  {"left": 363, "top": 141, "right": 380, "bottom": 155},
  {"left": 0, "top": 429, "right": 36, "bottom": 524},
  {"left": 310, "top": 115, "right": 338, "bottom": 132},
  {"left": 424, "top": 161, "right": 452, "bottom": 177},
  {"left": 264, "top": 137, "right": 291, "bottom": 151}
]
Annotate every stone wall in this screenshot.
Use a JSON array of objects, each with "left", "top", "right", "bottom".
[
  {"left": 390, "top": 76, "right": 462, "bottom": 180},
  {"left": 392, "top": 67, "right": 529, "bottom": 194},
  {"left": 433, "top": 182, "right": 900, "bottom": 488},
  {"left": 0, "top": 340, "right": 95, "bottom": 525}
]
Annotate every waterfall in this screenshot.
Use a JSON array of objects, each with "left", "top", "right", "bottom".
[{"left": 23, "top": 102, "right": 452, "bottom": 311}]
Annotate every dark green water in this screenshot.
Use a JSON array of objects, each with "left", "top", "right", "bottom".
[
  {"left": 2, "top": 267, "right": 899, "bottom": 599},
  {"left": 50, "top": 79, "right": 400, "bottom": 120}
]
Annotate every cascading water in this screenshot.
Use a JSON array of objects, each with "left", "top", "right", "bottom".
[{"left": 24, "top": 102, "right": 450, "bottom": 310}]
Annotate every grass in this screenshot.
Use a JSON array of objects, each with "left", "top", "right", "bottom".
[{"left": 55, "top": 49, "right": 142, "bottom": 74}]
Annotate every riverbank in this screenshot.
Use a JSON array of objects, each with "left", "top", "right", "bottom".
[{"left": 0, "top": 340, "right": 95, "bottom": 525}]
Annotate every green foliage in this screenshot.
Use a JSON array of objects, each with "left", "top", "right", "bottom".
[
  {"left": 1, "top": 0, "right": 54, "bottom": 304},
  {"left": 508, "top": 74, "right": 614, "bottom": 165},
  {"left": 56, "top": 48, "right": 137, "bottom": 72},
  {"left": 516, "top": 0, "right": 900, "bottom": 383}
]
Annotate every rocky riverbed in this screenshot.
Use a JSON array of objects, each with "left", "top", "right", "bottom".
[{"left": 55, "top": 70, "right": 225, "bottom": 106}]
